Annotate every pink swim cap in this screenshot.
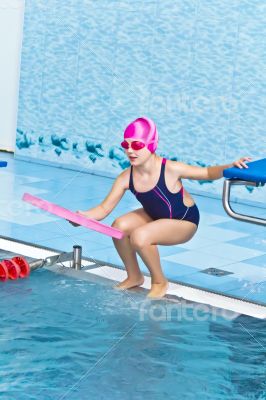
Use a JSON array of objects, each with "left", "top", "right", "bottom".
[{"left": 124, "top": 117, "right": 158, "bottom": 153}]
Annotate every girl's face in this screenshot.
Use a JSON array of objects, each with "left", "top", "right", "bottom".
[{"left": 121, "top": 139, "right": 152, "bottom": 165}]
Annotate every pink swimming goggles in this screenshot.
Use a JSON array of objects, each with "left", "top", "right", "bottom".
[
  {"left": 122, "top": 117, "right": 158, "bottom": 153},
  {"left": 121, "top": 140, "right": 146, "bottom": 151}
]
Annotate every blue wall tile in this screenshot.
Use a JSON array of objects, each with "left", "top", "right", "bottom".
[{"left": 16, "top": 0, "right": 266, "bottom": 205}]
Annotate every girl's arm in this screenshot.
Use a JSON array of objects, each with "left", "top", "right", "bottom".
[
  {"left": 76, "top": 169, "right": 129, "bottom": 221},
  {"left": 172, "top": 157, "right": 252, "bottom": 181}
]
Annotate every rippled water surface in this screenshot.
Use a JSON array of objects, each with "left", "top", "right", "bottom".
[{"left": 0, "top": 269, "right": 265, "bottom": 400}]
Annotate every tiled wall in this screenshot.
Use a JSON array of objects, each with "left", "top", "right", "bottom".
[{"left": 16, "top": 0, "right": 265, "bottom": 205}]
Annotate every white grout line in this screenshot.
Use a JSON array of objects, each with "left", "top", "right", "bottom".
[
  {"left": 0, "top": 238, "right": 57, "bottom": 259},
  {"left": 0, "top": 238, "right": 94, "bottom": 267},
  {"left": 1, "top": 238, "right": 265, "bottom": 319}
]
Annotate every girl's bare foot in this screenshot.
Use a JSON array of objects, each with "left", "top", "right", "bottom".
[
  {"left": 147, "top": 280, "right": 169, "bottom": 299},
  {"left": 114, "top": 275, "right": 144, "bottom": 290}
]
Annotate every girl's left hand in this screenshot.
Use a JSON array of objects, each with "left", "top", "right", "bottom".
[{"left": 232, "top": 157, "right": 252, "bottom": 169}]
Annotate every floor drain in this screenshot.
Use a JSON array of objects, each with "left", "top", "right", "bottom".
[{"left": 200, "top": 267, "right": 233, "bottom": 277}]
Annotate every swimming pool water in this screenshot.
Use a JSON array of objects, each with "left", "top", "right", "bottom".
[{"left": 0, "top": 268, "right": 265, "bottom": 400}]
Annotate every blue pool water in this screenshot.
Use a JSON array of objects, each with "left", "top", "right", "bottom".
[{"left": 0, "top": 267, "right": 265, "bottom": 400}]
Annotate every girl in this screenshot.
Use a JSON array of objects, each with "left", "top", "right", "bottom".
[{"left": 74, "top": 117, "right": 250, "bottom": 299}]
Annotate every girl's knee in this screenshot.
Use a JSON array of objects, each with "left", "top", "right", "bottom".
[
  {"left": 112, "top": 216, "right": 129, "bottom": 234},
  {"left": 130, "top": 228, "right": 149, "bottom": 249}
]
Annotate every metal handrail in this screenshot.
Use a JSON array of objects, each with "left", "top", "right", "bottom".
[{"left": 222, "top": 179, "right": 266, "bottom": 226}]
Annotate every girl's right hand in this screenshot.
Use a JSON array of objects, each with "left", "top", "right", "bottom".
[{"left": 68, "top": 210, "right": 84, "bottom": 227}]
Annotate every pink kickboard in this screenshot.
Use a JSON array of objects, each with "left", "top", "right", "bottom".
[{"left": 22, "top": 193, "right": 124, "bottom": 240}]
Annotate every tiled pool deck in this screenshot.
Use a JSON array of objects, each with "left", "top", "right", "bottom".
[{"left": 1, "top": 152, "right": 265, "bottom": 305}]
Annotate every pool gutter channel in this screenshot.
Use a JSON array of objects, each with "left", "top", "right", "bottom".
[{"left": 0, "top": 235, "right": 265, "bottom": 320}]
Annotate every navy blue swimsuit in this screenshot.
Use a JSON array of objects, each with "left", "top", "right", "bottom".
[{"left": 129, "top": 158, "right": 200, "bottom": 226}]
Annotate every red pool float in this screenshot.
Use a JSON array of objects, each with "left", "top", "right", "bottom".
[
  {"left": 0, "top": 261, "right": 9, "bottom": 281},
  {"left": 1, "top": 259, "right": 21, "bottom": 280},
  {"left": 12, "top": 256, "right": 31, "bottom": 278}
]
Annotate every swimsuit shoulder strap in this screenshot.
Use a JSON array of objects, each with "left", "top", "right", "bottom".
[
  {"left": 129, "top": 166, "right": 134, "bottom": 192},
  {"left": 157, "top": 157, "right": 167, "bottom": 187},
  {"left": 159, "top": 158, "right": 184, "bottom": 197}
]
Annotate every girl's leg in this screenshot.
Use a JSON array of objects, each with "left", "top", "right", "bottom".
[
  {"left": 130, "top": 219, "right": 197, "bottom": 298},
  {"left": 112, "top": 208, "right": 153, "bottom": 289}
]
